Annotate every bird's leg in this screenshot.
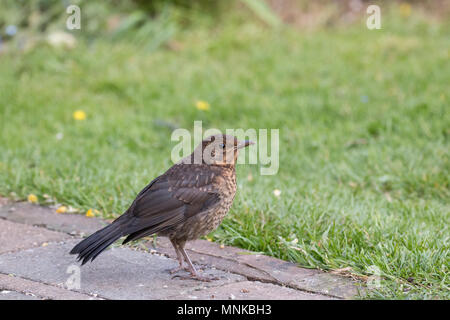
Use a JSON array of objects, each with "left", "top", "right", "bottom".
[
  {"left": 172, "top": 242, "right": 219, "bottom": 282},
  {"left": 168, "top": 239, "right": 189, "bottom": 274}
]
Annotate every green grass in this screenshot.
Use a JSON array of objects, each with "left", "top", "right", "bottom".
[{"left": 0, "top": 10, "right": 449, "bottom": 299}]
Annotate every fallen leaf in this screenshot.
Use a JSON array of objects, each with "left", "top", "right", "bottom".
[
  {"left": 86, "top": 209, "right": 95, "bottom": 217},
  {"left": 56, "top": 206, "right": 67, "bottom": 214}
]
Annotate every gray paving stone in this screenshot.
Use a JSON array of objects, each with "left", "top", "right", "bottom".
[
  {"left": 0, "top": 219, "right": 70, "bottom": 254},
  {"left": 0, "top": 202, "right": 106, "bottom": 236},
  {"left": 0, "top": 240, "right": 245, "bottom": 300},
  {"left": 166, "top": 281, "right": 335, "bottom": 300}
]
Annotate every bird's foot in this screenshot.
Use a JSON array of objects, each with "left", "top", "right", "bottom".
[{"left": 168, "top": 266, "right": 190, "bottom": 274}]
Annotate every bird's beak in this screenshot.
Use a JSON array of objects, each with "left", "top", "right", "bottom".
[{"left": 237, "top": 140, "right": 255, "bottom": 149}]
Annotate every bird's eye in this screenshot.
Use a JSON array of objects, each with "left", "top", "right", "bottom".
[{"left": 220, "top": 143, "right": 225, "bottom": 149}]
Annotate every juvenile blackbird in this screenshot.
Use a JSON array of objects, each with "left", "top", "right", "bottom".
[{"left": 70, "top": 134, "right": 253, "bottom": 281}]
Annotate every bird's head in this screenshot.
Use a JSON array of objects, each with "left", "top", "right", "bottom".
[{"left": 184, "top": 134, "right": 254, "bottom": 166}]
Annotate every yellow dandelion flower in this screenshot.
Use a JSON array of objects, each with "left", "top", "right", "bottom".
[
  {"left": 399, "top": 3, "right": 411, "bottom": 17},
  {"left": 73, "top": 110, "right": 87, "bottom": 120},
  {"left": 27, "top": 194, "right": 38, "bottom": 203},
  {"left": 86, "top": 209, "right": 95, "bottom": 217},
  {"left": 56, "top": 206, "right": 67, "bottom": 214},
  {"left": 206, "top": 237, "right": 213, "bottom": 242},
  {"left": 195, "top": 100, "right": 210, "bottom": 111}
]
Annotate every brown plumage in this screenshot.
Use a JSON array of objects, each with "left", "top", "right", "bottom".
[{"left": 70, "top": 134, "right": 253, "bottom": 281}]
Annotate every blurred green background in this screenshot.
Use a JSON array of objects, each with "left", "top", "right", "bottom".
[{"left": 0, "top": 0, "right": 449, "bottom": 299}]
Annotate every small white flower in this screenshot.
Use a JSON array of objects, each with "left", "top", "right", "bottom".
[{"left": 273, "top": 189, "right": 281, "bottom": 197}]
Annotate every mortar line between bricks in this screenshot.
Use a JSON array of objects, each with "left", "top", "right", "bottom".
[
  {"left": 0, "top": 216, "right": 84, "bottom": 236},
  {"left": 0, "top": 272, "right": 107, "bottom": 300},
  {"left": 0, "top": 239, "right": 74, "bottom": 255}
]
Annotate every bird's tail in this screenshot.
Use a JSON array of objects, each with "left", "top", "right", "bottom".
[{"left": 70, "top": 219, "right": 128, "bottom": 265}]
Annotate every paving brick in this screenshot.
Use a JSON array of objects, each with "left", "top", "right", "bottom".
[
  {"left": 166, "top": 280, "right": 334, "bottom": 300},
  {"left": 0, "top": 219, "right": 70, "bottom": 254}
]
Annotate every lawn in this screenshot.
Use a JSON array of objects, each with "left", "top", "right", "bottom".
[{"left": 0, "top": 7, "right": 449, "bottom": 299}]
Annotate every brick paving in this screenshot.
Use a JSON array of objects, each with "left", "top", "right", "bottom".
[{"left": 0, "top": 199, "right": 363, "bottom": 300}]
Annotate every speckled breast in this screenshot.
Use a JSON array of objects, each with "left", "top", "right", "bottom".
[{"left": 170, "top": 166, "right": 237, "bottom": 241}]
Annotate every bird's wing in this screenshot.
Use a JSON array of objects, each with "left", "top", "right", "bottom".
[{"left": 122, "top": 164, "right": 220, "bottom": 242}]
